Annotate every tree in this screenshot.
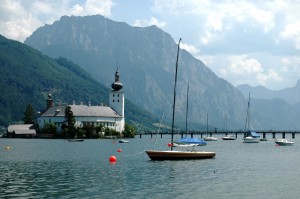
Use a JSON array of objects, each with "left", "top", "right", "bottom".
[
  {"left": 41, "top": 122, "right": 57, "bottom": 134},
  {"left": 23, "top": 104, "right": 35, "bottom": 124},
  {"left": 123, "top": 124, "right": 136, "bottom": 138},
  {"left": 65, "top": 105, "right": 76, "bottom": 138}
]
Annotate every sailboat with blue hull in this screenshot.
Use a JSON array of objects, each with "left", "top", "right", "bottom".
[
  {"left": 243, "top": 93, "right": 260, "bottom": 143},
  {"left": 174, "top": 83, "right": 206, "bottom": 146},
  {"left": 145, "top": 38, "right": 215, "bottom": 160}
]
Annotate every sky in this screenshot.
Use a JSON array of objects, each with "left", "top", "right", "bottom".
[{"left": 1, "top": 0, "right": 300, "bottom": 90}]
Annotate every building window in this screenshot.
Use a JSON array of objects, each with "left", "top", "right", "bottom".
[
  {"left": 113, "top": 94, "right": 115, "bottom": 97},
  {"left": 118, "top": 94, "right": 119, "bottom": 97},
  {"left": 118, "top": 100, "right": 119, "bottom": 102},
  {"left": 113, "top": 100, "right": 115, "bottom": 102}
]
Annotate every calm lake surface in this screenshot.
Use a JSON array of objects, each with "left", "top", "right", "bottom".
[{"left": 1, "top": 134, "right": 300, "bottom": 199}]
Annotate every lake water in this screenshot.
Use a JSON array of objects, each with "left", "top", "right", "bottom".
[{"left": 0, "top": 134, "right": 299, "bottom": 199}]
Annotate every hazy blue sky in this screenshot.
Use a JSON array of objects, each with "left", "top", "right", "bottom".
[{"left": 1, "top": 0, "right": 300, "bottom": 90}]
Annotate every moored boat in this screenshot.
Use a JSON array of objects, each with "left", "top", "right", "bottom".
[
  {"left": 145, "top": 150, "right": 215, "bottom": 161},
  {"left": 119, "top": 140, "right": 129, "bottom": 143},
  {"left": 243, "top": 94, "right": 259, "bottom": 143},
  {"left": 275, "top": 139, "right": 294, "bottom": 146},
  {"left": 222, "top": 135, "right": 236, "bottom": 140},
  {"left": 145, "top": 38, "right": 216, "bottom": 161},
  {"left": 67, "top": 139, "right": 84, "bottom": 142},
  {"left": 203, "top": 136, "right": 218, "bottom": 141},
  {"left": 174, "top": 83, "right": 207, "bottom": 147},
  {"left": 203, "top": 113, "right": 218, "bottom": 141},
  {"left": 243, "top": 131, "right": 260, "bottom": 143}
]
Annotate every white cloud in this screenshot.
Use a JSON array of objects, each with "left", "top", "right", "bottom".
[
  {"left": 150, "top": 0, "right": 300, "bottom": 89},
  {"left": 180, "top": 42, "right": 199, "bottom": 54},
  {"left": 280, "top": 22, "right": 300, "bottom": 49},
  {"left": 1, "top": 0, "right": 300, "bottom": 90},
  {"left": 280, "top": 56, "right": 300, "bottom": 75},
  {"left": 197, "top": 55, "right": 214, "bottom": 66},
  {"left": 0, "top": 0, "right": 42, "bottom": 42},
  {"left": 70, "top": 0, "right": 114, "bottom": 16},
  {"left": 229, "top": 55, "right": 263, "bottom": 74},
  {"left": 0, "top": 0, "right": 114, "bottom": 42},
  {"left": 256, "top": 69, "right": 283, "bottom": 86},
  {"left": 154, "top": 0, "right": 277, "bottom": 46},
  {"left": 203, "top": 54, "right": 285, "bottom": 88},
  {"left": 133, "top": 17, "right": 166, "bottom": 28}
]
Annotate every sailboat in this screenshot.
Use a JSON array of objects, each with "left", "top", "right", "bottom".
[
  {"left": 203, "top": 113, "right": 218, "bottom": 141},
  {"left": 145, "top": 38, "right": 216, "bottom": 160},
  {"left": 243, "top": 93, "right": 260, "bottom": 143},
  {"left": 222, "top": 115, "right": 236, "bottom": 140},
  {"left": 174, "top": 83, "right": 207, "bottom": 146}
]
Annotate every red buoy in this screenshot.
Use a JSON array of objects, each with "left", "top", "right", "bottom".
[
  {"left": 117, "top": 148, "right": 122, "bottom": 152},
  {"left": 167, "top": 143, "right": 172, "bottom": 147},
  {"left": 109, "top": 156, "right": 117, "bottom": 163}
]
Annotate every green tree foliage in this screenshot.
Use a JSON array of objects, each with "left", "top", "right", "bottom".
[
  {"left": 65, "top": 105, "right": 76, "bottom": 138},
  {"left": 104, "top": 127, "right": 119, "bottom": 137},
  {"left": 122, "top": 124, "right": 136, "bottom": 138},
  {"left": 41, "top": 123, "right": 57, "bottom": 134},
  {"left": 23, "top": 104, "right": 35, "bottom": 124},
  {"left": 76, "top": 128, "right": 85, "bottom": 138}
]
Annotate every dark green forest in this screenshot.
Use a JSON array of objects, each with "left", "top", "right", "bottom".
[{"left": 0, "top": 35, "right": 159, "bottom": 131}]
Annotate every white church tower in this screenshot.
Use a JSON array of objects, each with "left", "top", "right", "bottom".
[{"left": 109, "top": 68, "right": 125, "bottom": 130}]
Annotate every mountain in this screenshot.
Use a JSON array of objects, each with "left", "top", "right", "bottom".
[
  {"left": 250, "top": 98, "right": 300, "bottom": 130},
  {"left": 0, "top": 35, "right": 158, "bottom": 130},
  {"left": 25, "top": 15, "right": 247, "bottom": 130},
  {"left": 237, "top": 82, "right": 300, "bottom": 104}
]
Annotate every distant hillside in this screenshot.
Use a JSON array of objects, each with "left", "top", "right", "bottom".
[
  {"left": 25, "top": 15, "right": 247, "bottom": 130},
  {"left": 0, "top": 35, "right": 158, "bottom": 130},
  {"left": 251, "top": 98, "right": 300, "bottom": 130},
  {"left": 237, "top": 82, "right": 300, "bottom": 104}
]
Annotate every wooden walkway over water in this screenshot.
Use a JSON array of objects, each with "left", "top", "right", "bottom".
[{"left": 138, "top": 130, "right": 300, "bottom": 139}]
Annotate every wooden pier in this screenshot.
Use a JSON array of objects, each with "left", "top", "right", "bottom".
[{"left": 138, "top": 130, "right": 299, "bottom": 139}]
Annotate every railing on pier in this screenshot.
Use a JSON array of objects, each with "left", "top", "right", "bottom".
[{"left": 138, "top": 130, "right": 299, "bottom": 139}]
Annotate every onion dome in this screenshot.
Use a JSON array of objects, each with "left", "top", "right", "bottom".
[{"left": 111, "top": 69, "right": 123, "bottom": 91}]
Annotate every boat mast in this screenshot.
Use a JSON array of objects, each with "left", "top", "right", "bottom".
[
  {"left": 185, "top": 82, "right": 189, "bottom": 136},
  {"left": 206, "top": 113, "right": 208, "bottom": 136},
  {"left": 244, "top": 93, "right": 251, "bottom": 131},
  {"left": 171, "top": 38, "right": 181, "bottom": 151}
]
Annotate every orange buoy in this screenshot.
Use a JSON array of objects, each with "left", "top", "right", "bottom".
[
  {"left": 167, "top": 143, "right": 172, "bottom": 147},
  {"left": 117, "top": 148, "right": 122, "bottom": 152},
  {"left": 109, "top": 156, "right": 117, "bottom": 163}
]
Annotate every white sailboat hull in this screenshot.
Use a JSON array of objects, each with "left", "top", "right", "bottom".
[
  {"left": 243, "top": 137, "right": 260, "bottom": 143},
  {"left": 222, "top": 135, "right": 236, "bottom": 140},
  {"left": 275, "top": 139, "right": 294, "bottom": 146},
  {"left": 203, "top": 137, "right": 218, "bottom": 141}
]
